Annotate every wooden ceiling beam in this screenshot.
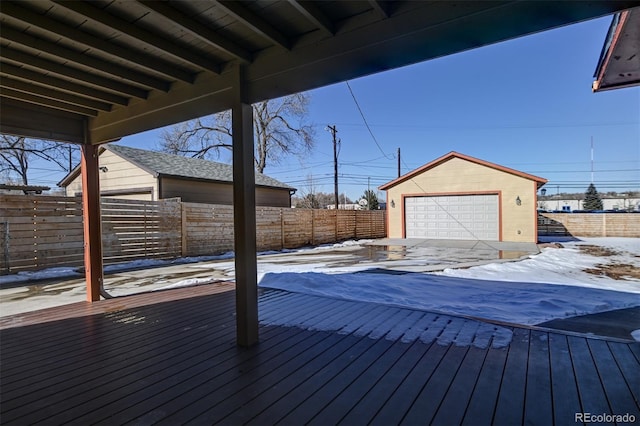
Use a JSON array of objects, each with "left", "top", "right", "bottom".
[
  {"left": 286, "top": 0, "right": 334, "bottom": 36},
  {"left": 52, "top": 1, "right": 221, "bottom": 74},
  {"left": 0, "top": 47, "right": 149, "bottom": 99},
  {"left": 0, "top": 98, "right": 86, "bottom": 144},
  {"left": 1, "top": 26, "right": 170, "bottom": 92},
  {"left": 0, "top": 78, "right": 112, "bottom": 111},
  {"left": 368, "top": 0, "right": 390, "bottom": 19},
  {"left": 138, "top": 1, "right": 253, "bottom": 63},
  {"left": 1, "top": 2, "right": 195, "bottom": 83},
  {"left": 216, "top": 1, "right": 291, "bottom": 50},
  {"left": 1, "top": 87, "right": 99, "bottom": 117},
  {"left": 0, "top": 62, "right": 129, "bottom": 106}
]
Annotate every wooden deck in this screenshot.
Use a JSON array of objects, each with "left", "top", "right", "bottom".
[{"left": 1, "top": 285, "right": 638, "bottom": 425}]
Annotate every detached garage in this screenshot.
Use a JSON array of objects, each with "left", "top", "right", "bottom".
[{"left": 379, "top": 152, "right": 547, "bottom": 243}]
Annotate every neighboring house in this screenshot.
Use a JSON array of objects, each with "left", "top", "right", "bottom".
[
  {"left": 326, "top": 203, "right": 364, "bottom": 210},
  {"left": 58, "top": 145, "right": 296, "bottom": 207},
  {"left": 538, "top": 197, "right": 640, "bottom": 212},
  {"left": 379, "top": 152, "right": 547, "bottom": 243}
]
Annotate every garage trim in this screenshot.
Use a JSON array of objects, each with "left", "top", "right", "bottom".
[{"left": 401, "top": 191, "right": 502, "bottom": 240}]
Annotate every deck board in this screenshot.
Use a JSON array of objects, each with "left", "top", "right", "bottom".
[
  {"left": 608, "top": 342, "right": 640, "bottom": 404},
  {"left": 225, "top": 331, "right": 363, "bottom": 425},
  {"left": 1, "top": 286, "right": 638, "bottom": 426},
  {"left": 370, "top": 342, "right": 448, "bottom": 425},
  {"left": 401, "top": 344, "right": 469, "bottom": 425},
  {"left": 306, "top": 338, "right": 412, "bottom": 425},
  {"left": 431, "top": 345, "right": 487, "bottom": 425},
  {"left": 338, "top": 339, "right": 431, "bottom": 425},
  {"left": 568, "top": 336, "right": 612, "bottom": 416},
  {"left": 587, "top": 339, "right": 640, "bottom": 418},
  {"left": 461, "top": 345, "right": 508, "bottom": 425},
  {"left": 246, "top": 334, "right": 377, "bottom": 425},
  {"left": 524, "top": 330, "right": 553, "bottom": 425},
  {"left": 281, "top": 338, "right": 396, "bottom": 424},
  {"left": 548, "top": 333, "right": 583, "bottom": 425},
  {"left": 493, "top": 327, "right": 530, "bottom": 425}
]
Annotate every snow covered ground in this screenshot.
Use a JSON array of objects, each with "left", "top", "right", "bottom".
[
  {"left": 1, "top": 238, "right": 638, "bottom": 340},
  {"left": 257, "top": 237, "right": 640, "bottom": 340}
]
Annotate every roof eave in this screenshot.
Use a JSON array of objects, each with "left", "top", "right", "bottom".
[
  {"left": 379, "top": 151, "right": 548, "bottom": 191},
  {"left": 592, "top": 8, "right": 640, "bottom": 92}
]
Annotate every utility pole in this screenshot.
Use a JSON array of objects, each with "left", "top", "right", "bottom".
[
  {"left": 397, "top": 147, "right": 401, "bottom": 177},
  {"left": 327, "top": 125, "right": 339, "bottom": 210}
]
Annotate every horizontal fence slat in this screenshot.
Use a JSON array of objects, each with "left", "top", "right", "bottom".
[{"left": 2, "top": 194, "right": 387, "bottom": 274}]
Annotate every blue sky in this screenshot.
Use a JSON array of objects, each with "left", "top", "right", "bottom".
[{"left": 31, "top": 14, "right": 639, "bottom": 201}]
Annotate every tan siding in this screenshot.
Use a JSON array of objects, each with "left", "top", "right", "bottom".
[
  {"left": 64, "top": 150, "right": 158, "bottom": 199},
  {"left": 386, "top": 157, "right": 538, "bottom": 243}
]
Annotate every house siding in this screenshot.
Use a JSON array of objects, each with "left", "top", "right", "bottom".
[
  {"left": 161, "top": 177, "right": 291, "bottom": 207},
  {"left": 64, "top": 150, "right": 157, "bottom": 200},
  {"left": 385, "top": 157, "right": 537, "bottom": 243}
]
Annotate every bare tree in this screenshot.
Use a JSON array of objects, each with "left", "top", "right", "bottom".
[
  {"left": 159, "top": 93, "right": 314, "bottom": 173},
  {"left": 0, "top": 134, "right": 79, "bottom": 185},
  {"left": 293, "top": 174, "right": 354, "bottom": 209},
  {"left": 293, "top": 173, "right": 320, "bottom": 209}
]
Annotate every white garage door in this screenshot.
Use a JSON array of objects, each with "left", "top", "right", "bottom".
[{"left": 405, "top": 194, "right": 499, "bottom": 240}]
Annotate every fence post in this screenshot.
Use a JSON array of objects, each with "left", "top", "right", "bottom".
[
  {"left": 3, "top": 222, "right": 9, "bottom": 274},
  {"left": 280, "top": 208, "right": 285, "bottom": 250},
  {"left": 311, "top": 209, "right": 315, "bottom": 245},
  {"left": 181, "top": 202, "right": 188, "bottom": 257},
  {"left": 354, "top": 210, "right": 358, "bottom": 239}
]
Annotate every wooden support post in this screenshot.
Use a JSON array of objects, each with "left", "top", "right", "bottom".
[
  {"left": 232, "top": 65, "right": 259, "bottom": 347},
  {"left": 80, "top": 143, "right": 103, "bottom": 302}
]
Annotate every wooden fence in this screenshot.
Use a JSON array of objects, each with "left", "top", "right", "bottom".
[{"left": 1, "top": 195, "right": 386, "bottom": 274}]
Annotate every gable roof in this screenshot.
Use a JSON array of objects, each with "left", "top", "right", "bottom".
[
  {"left": 379, "top": 151, "right": 548, "bottom": 190},
  {"left": 58, "top": 144, "right": 294, "bottom": 191}
]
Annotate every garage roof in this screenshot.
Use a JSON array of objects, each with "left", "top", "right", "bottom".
[
  {"left": 1, "top": 1, "right": 634, "bottom": 145},
  {"left": 58, "top": 144, "right": 295, "bottom": 190},
  {"left": 379, "top": 151, "right": 548, "bottom": 190}
]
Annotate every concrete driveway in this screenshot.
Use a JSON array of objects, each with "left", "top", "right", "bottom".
[{"left": 0, "top": 238, "right": 540, "bottom": 317}]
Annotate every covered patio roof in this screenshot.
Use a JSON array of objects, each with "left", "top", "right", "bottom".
[
  {"left": 0, "top": 0, "right": 635, "bottom": 346},
  {"left": 1, "top": 1, "right": 634, "bottom": 143},
  {"left": 592, "top": 6, "right": 640, "bottom": 92}
]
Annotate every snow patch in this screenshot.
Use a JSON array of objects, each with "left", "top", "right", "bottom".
[{"left": 258, "top": 271, "right": 640, "bottom": 326}]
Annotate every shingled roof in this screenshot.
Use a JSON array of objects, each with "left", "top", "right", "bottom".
[{"left": 59, "top": 144, "right": 294, "bottom": 190}]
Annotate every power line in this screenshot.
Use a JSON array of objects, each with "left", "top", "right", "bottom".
[{"left": 345, "top": 81, "right": 394, "bottom": 160}]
